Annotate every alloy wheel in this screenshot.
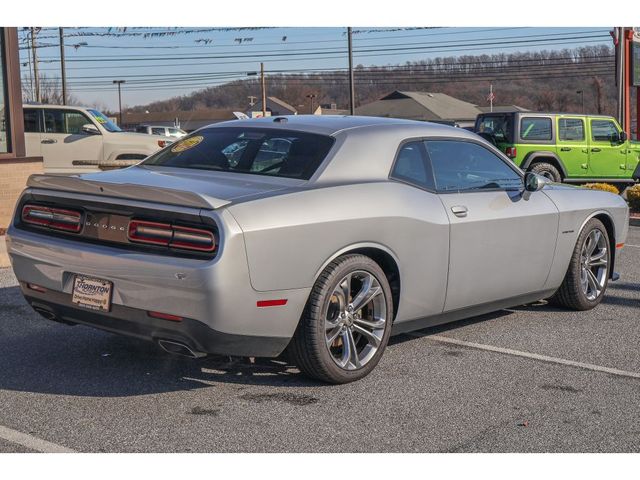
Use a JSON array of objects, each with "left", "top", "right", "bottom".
[
  {"left": 579, "top": 229, "right": 608, "bottom": 301},
  {"left": 324, "top": 270, "right": 387, "bottom": 370}
]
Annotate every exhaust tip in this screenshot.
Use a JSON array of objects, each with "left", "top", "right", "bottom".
[
  {"left": 157, "top": 339, "right": 207, "bottom": 359},
  {"left": 33, "top": 307, "right": 57, "bottom": 321}
]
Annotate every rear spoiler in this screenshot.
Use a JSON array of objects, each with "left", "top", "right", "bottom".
[{"left": 26, "top": 174, "right": 230, "bottom": 210}]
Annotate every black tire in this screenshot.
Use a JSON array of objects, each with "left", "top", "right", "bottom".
[
  {"left": 530, "top": 162, "right": 562, "bottom": 183},
  {"left": 286, "top": 254, "right": 393, "bottom": 384},
  {"left": 549, "top": 218, "right": 611, "bottom": 311}
]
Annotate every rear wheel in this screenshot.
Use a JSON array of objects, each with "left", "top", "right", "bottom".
[
  {"left": 530, "top": 162, "right": 562, "bottom": 183},
  {"left": 549, "top": 218, "right": 610, "bottom": 310},
  {"left": 287, "top": 254, "right": 393, "bottom": 384}
]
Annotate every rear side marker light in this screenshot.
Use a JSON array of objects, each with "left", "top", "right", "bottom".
[
  {"left": 616, "top": 243, "right": 624, "bottom": 249},
  {"left": 27, "top": 283, "right": 47, "bottom": 293},
  {"left": 257, "top": 299, "right": 288, "bottom": 308},
  {"left": 148, "top": 311, "right": 183, "bottom": 322},
  {"left": 505, "top": 147, "right": 517, "bottom": 158},
  {"left": 22, "top": 205, "right": 82, "bottom": 233},
  {"left": 128, "top": 220, "right": 216, "bottom": 253}
]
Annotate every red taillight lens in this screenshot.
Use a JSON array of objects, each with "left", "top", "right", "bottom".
[
  {"left": 128, "top": 220, "right": 216, "bottom": 253},
  {"left": 505, "top": 147, "right": 517, "bottom": 158},
  {"left": 148, "top": 311, "right": 183, "bottom": 322},
  {"left": 22, "top": 205, "right": 82, "bottom": 233}
]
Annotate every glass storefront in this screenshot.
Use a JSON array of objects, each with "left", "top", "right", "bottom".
[{"left": 0, "top": 28, "right": 9, "bottom": 154}]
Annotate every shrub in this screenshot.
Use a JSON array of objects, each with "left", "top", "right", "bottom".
[
  {"left": 627, "top": 184, "right": 640, "bottom": 212},
  {"left": 582, "top": 183, "right": 620, "bottom": 195}
]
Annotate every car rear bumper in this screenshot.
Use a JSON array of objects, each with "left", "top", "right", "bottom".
[
  {"left": 22, "top": 284, "right": 290, "bottom": 357},
  {"left": 7, "top": 220, "right": 310, "bottom": 356}
]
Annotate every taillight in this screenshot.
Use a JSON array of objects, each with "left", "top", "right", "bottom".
[
  {"left": 158, "top": 140, "right": 169, "bottom": 148},
  {"left": 128, "top": 220, "right": 216, "bottom": 253},
  {"left": 505, "top": 147, "right": 517, "bottom": 158},
  {"left": 22, "top": 204, "right": 82, "bottom": 233}
]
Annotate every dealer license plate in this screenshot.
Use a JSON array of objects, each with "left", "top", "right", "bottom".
[{"left": 72, "top": 275, "right": 113, "bottom": 312}]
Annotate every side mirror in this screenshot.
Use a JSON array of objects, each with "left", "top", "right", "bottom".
[
  {"left": 82, "top": 124, "right": 100, "bottom": 135},
  {"left": 524, "top": 172, "right": 549, "bottom": 192},
  {"left": 619, "top": 131, "right": 628, "bottom": 143}
]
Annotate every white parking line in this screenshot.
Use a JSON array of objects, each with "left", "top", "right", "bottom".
[
  {"left": 415, "top": 334, "right": 640, "bottom": 380},
  {"left": 625, "top": 244, "right": 640, "bottom": 248},
  {"left": 0, "top": 425, "right": 75, "bottom": 453}
]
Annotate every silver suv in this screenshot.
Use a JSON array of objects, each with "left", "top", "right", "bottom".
[{"left": 24, "top": 105, "right": 170, "bottom": 174}]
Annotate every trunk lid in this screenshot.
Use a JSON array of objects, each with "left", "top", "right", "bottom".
[{"left": 27, "top": 166, "right": 306, "bottom": 210}]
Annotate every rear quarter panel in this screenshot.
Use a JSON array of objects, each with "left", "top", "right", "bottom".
[{"left": 227, "top": 181, "right": 451, "bottom": 323}]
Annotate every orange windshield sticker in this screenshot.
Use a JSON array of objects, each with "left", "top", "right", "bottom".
[{"left": 171, "top": 135, "right": 203, "bottom": 153}]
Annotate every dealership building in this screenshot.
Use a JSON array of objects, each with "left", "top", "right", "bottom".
[{"left": 0, "top": 27, "right": 43, "bottom": 229}]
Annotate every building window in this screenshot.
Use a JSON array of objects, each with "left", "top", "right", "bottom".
[{"left": 0, "top": 29, "right": 10, "bottom": 154}]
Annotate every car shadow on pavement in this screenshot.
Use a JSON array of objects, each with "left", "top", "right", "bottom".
[{"left": 0, "top": 285, "right": 323, "bottom": 397}]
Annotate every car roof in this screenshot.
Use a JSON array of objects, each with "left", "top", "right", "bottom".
[
  {"left": 478, "top": 111, "right": 615, "bottom": 119},
  {"left": 202, "top": 114, "right": 466, "bottom": 137},
  {"left": 24, "top": 104, "right": 91, "bottom": 111}
]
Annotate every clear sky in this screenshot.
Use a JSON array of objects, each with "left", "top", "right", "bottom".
[{"left": 18, "top": 27, "right": 613, "bottom": 111}]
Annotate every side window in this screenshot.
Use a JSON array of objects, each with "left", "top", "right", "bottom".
[
  {"left": 558, "top": 118, "right": 585, "bottom": 141},
  {"left": 390, "top": 141, "right": 434, "bottom": 190},
  {"left": 23, "top": 109, "right": 40, "bottom": 133},
  {"left": 591, "top": 119, "right": 618, "bottom": 142},
  {"left": 520, "top": 117, "right": 552, "bottom": 141},
  {"left": 426, "top": 140, "right": 522, "bottom": 192},
  {"left": 151, "top": 127, "right": 165, "bottom": 136},
  {"left": 136, "top": 126, "right": 147, "bottom": 133},
  {"left": 44, "top": 110, "right": 92, "bottom": 135}
]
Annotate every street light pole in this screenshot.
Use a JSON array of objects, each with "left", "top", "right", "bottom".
[
  {"left": 260, "top": 63, "right": 267, "bottom": 117},
  {"left": 113, "top": 80, "right": 125, "bottom": 126},
  {"left": 347, "top": 27, "right": 355, "bottom": 115},
  {"left": 59, "top": 27, "right": 67, "bottom": 105}
]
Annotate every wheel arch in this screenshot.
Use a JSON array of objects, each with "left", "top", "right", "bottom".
[
  {"left": 521, "top": 151, "right": 568, "bottom": 179},
  {"left": 580, "top": 211, "right": 617, "bottom": 280},
  {"left": 313, "top": 243, "right": 401, "bottom": 321}
]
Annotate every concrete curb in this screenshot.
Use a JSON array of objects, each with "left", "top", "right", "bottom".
[
  {"left": 630, "top": 215, "right": 640, "bottom": 227},
  {"left": 0, "top": 235, "right": 10, "bottom": 268}
]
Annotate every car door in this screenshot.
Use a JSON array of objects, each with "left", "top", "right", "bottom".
[
  {"left": 22, "top": 107, "right": 43, "bottom": 157},
  {"left": 41, "top": 108, "right": 104, "bottom": 173},
  {"left": 556, "top": 116, "right": 589, "bottom": 177},
  {"left": 425, "top": 139, "right": 559, "bottom": 311},
  {"left": 588, "top": 117, "right": 627, "bottom": 178}
]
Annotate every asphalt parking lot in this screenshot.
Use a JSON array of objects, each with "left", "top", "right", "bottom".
[{"left": 0, "top": 227, "right": 638, "bottom": 453}]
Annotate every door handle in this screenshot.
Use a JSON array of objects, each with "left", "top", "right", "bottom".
[
  {"left": 41, "top": 139, "right": 57, "bottom": 144},
  {"left": 451, "top": 205, "right": 468, "bottom": 217},
  {"left": 560, "top": 147, "right": 571, "bottom": 151},
  {"left": 591, "top": 148, "right": 601, "bottom": 152}
]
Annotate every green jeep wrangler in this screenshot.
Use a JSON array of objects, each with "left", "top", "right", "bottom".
[{"left": 474, "top": 111, "right": 640, "bottom": 186}]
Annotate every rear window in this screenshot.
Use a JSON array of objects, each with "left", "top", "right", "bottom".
[
  {"left": 142, "top": 127, "right": 335, "bottom": 180},
  {"left": 520, "top": 117, "right": 552, "bottom": 141},
  {"left": 474, "top": 114, "right": 514, "bottom": 143}
]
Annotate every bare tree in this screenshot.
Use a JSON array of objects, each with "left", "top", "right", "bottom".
[{"left": 22, "top": 73, "right": 79, "bottom": 106}]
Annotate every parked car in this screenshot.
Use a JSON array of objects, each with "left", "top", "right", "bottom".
[
  {"left": 474, "top": 111, "right": 640, "bottom": 186},
  {"left": 7, "top": 116, "right": 629, "bottom": 383},
  {"left": 24, "top": 105, "right": 171, "bottom": 174},
  {"left": 135, "top": 125, "right": 187, "bottom": 139}
]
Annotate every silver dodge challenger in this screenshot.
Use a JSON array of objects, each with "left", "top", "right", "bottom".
[{"left": 7, "top": 116, "right": 629, "bottom": 383}]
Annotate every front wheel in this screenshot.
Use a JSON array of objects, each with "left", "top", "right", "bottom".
[
  {"left": 287, "top": 254, "right": 393, "bottom": 384},
  {"left": 549, "top": 218, "right": 610, "bottom": 310}
]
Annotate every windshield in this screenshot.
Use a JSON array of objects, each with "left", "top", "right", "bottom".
[
  {"left": 142, "top": 127, "right": 335, "bottom": 180},
  {"left": 88, "top": 109, "right": 122, "bottom": 132}
]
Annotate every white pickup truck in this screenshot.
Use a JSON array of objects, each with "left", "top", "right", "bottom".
[{"left": 24, "top": 104, "right": 171, "bottom": 174}]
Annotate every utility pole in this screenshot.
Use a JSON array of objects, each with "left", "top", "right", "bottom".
[
  {"left": 615, "top": 27, "right": 625, "bottom": 126},
  {"left": 489, "top": 84, "right": 494, "bottom": 112},
  {"left": 59, "top": 27, "right": 67, "bottom": 105},
  {"left": 576, "top": 90, "right": 584, "bottom": 113},
  {"left": 306, "top": 93, "right": 317, "bottom": 114},
  {"left": 260, "top": 62, "right": 267, "bottom": 117},
  {"left": 623, "top": 28, "right": 633, "bottom": 137},
  {"left": 113, "top": 80, "right": 125, "bottom": 126},
  {"left": 25, "top": 32, "right": 34, "bottom": 101},
  {"left": 247, "top": 95, "right": 257, "bottom": 107},
  {"left": 30, "top": 27, "right": 40, "bottom": 103},
  {"left": 347, "top": 27, "right": 355, "bottom": 115}
]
